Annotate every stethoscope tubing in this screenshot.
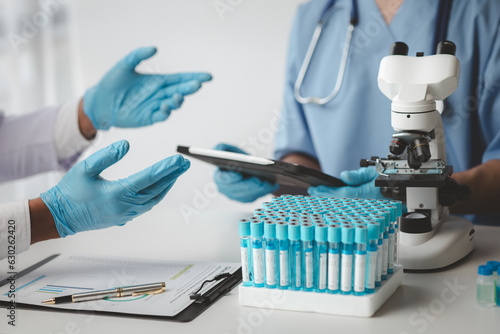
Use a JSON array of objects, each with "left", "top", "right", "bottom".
[{"left": 294, "top": 0, "right": 452, "bottom": 106}]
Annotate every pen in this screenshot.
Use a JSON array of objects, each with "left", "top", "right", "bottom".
[{"left": 42, "top": 282, "right": 166, "bottom": 304}]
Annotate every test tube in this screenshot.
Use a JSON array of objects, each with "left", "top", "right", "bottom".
[
  {"left": 276, "top": 222, "right": 289, "bottom": 289},
  {"left": 373, "top": 210, "right": 390, "bottom": 280},
  {"left": 340, "top": 224, "right": 355, "bottom": 295},
  {"left": 497, "top": 268, "right": 500, "bottom": 306},
  {"left": 353, "top": 225, "right": 368, "bottom": 296},
  {"left": 477, "top": 265, "right": 495, "bottom": 307},
  {"left": 301, "top": 223, "right": 315, "bottom": 292},
  {"left": 327, "top": 224, "right": 341, "bottom": 294},
  {"left": 314, "top": 224, "right": 328, "bottom": 293},
  {"left": 250, "top": 220, "right": 265, "bottom": 288},
  {"left": 239, "top": 219, "right": 252, "bottom": 287},
  {"left": 368, "top": 215, "right": 385, "bottom": 286},
  {"left": 365, "top": 221, "right": 380, "bottom": 293},
  {"left": 264, "top": 221, "right": 278, "bottom": 289},
  {"left": 486, "top": 261, "right": 500, "bottom": 280},
  {"left": 390, "top": 200, "right": 402, "bottom": 265},
  {"left": 288, "top": 222, "right": 302, "bottom": 290},
  {"left": 384, "top": 205, "right": 397, "bottom": 274}
]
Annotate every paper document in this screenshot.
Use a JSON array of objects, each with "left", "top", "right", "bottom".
[{"left": 0, "top": 255, "right": 239, "bottom": 317}]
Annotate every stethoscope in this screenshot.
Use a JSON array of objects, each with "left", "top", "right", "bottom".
[{"left": 294, "top": 0, "right": 453, "bottom": 106}]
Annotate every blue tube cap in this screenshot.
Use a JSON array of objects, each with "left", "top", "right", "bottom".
[
  {"left": 264, "top": 221, "right": 276, "bottom": 239},
  {"left": 367, "top": 222, "right": 380, "bottom": 240},
  {"left": 288, "top": 222, "right": 301, "bottom": 241},
  {"left": 250, "top": 221, "right": 264, "bottom": 237},
  {"left": 239, "top": 219, "right": 251, "bottom": 237},
  {"left": 384, "top": 205, "right": 397, "bottom": 222},
  {"left": 355, "top": 225, "right": 368, "bottom": 244},
  {"left": 341, "top": 224, "right": 354, "bottom": 243},
  {"left": 478, "top": 265, "right": 492, "bottom": 276},
  {"left": 315, "top": 224, "right": 327, "bottom": 242},
  {"left": 486, "top": 260, "right": 500, "bottom": 271},
  {"left": 327, "top": 224, "right": 341, "bottom": 243},
  {"left": 276, "top": 222, "right": 288, "bottom": 240},
  {"left": 300, "top": 223, "right": 314, "bottom": 242},
  {"left": 390, "top": 200, "right": 403, "bottom": 217}
]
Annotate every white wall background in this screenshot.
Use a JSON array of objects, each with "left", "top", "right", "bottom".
[
  {"left": 20, "top": 0, "right": 302, "bottom": 224},
  {"left": 71, "top": 0, "right": 306, "bottom": 222}
]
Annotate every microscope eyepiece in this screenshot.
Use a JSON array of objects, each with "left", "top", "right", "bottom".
[
  {"left": 390, "top": 42, "right": 409, "bottom": 56},
  {"left": 436, "top": 41, "right": 456, "bottom": 55}
]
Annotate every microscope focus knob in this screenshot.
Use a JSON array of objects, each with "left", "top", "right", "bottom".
[
  {"left": 399, "top": 212, "right": 432, "bottom": 234},
  {"left": 437, "top": 41, "right": 456, "bottom": 56},
  {"left": 390, "top": 42, "right": 409, "bottom": 56}
]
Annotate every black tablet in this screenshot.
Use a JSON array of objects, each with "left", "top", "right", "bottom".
[{"left": 177, "top": 146, "right": 346, "bottom": 189}]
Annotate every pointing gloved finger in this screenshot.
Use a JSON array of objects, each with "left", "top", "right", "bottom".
[
  {"left": 157, "top": 72, "right": 212, "bottom": 86},
  {"left": 84, "top": 140, "right": 130, "bottom": 177},
  {"left": 162, "top": 80, "right": 202, "bottom": 97},
  {"left": 139, "top": 80, "right": 199, "bottom": 102},
  {"left": 123, "top": 155, "right": 190, "bottom": 193},
  {"left": 118, "top": 46, "right": 157, "bottom": 70}
]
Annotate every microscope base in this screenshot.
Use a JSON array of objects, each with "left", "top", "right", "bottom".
[{"left": 398, "top": 215, "right": 475, "bottom": 270}]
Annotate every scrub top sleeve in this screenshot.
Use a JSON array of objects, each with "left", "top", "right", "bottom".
[
  {"left": 274, "top": 4, "right": 317, "bottom": 161},
  {"left": 54, "top": 99, "right": 93, "bottom": 170},
  {"left": 0, "top": 200, "right": 30, "bottom": 260},
  {"left": 478, "top": 22, "right": 500, "bottom": 164}
]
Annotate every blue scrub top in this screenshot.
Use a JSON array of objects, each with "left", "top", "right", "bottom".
[{"left": 274, "top": 0, "right": 500, "bottom": 225}]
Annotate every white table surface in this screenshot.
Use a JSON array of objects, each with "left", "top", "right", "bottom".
[{"left": 1, "top": 208, "right": 499, "bottom": 334}]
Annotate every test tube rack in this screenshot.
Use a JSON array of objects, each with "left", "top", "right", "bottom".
[
  {"left": 237, "top": 195, "right": 404, "bottom": 317},
  {"left": 239, "top": 266, "right": 402, "bottom": 317}
]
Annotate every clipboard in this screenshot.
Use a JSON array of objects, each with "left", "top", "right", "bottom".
[
  {"left": 0, "top": 254, "right": 242, "bottom": 322},
  {"left": 177, "top": 145, "right": 346, "bottom": 189}
]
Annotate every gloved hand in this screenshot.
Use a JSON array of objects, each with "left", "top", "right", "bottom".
[
  {"left": 213, "top": 143, "right": 279, "bottom": 203},
  {"left": 308, "top": 167, "right": 385, "bottom": 200},
  {"left": 40, "top": 140, "right": 190, "bottom": 237},
  {"left": 83, "top": 46, "right": 212, "bottom": 130}
]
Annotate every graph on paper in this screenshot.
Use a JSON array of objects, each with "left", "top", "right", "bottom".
[{"left": 36, "top": 284, "right": 94, "bottom": 295}]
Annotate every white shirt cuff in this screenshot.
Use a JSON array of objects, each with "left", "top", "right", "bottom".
[
  {"left": 54, "top": 99, "right": 93, "bottom": 161},
  {"left": 0, "top": 200, "right": 31, "bottom": 260}
]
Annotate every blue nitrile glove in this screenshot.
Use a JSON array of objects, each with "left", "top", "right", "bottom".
[
  {"left": 83, "top": 46, "right": 212, "bottom": 130},
  {"left": 308, "top": 167, "right": 386, "bottom": 200},
  {"left": 40, "top": 140, "right": 190, "bottom": 237},
  {"left": 213, "top": 143, "right": 279, "bottom": 203}
]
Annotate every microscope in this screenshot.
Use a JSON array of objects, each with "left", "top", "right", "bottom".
[{"left": 361, "top": 41, "right": 475, "bottom": 270}]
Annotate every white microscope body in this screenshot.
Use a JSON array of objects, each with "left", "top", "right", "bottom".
[{"left": 371, "top": 42, "right": 474, "bottom": 270}]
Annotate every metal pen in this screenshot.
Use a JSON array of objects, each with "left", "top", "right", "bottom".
[{"left": 42, "top": 282, "right": 166, "bottom": 304}]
